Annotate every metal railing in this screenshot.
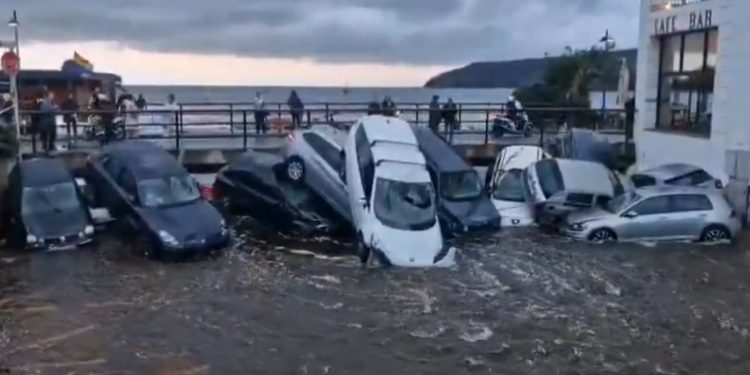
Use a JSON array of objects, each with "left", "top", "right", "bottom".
[{"left": 16, "top": 102, "right": 630, "bottom": 154}]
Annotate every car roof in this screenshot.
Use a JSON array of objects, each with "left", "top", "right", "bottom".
[
  {"left": 232, "top": 150, "right": 283, "bottom": 170},
  {"left": 638, "top": 163, "right": 703, "bottom": 180},
  {"left": 635, "top": 185, "right": 720, "bottom": 198},
  {"left": 371, "top": 142, "right": 425, "bottom": 167},
  {"left": 360, "top": 115, "right": 418, "bottom": 146},
  {"left": 377, "top": 161, "right": 431, "bottom": 183},
  {"left": 17, "top": 158, "right": 72, "bottom": 187},
  {"left": 103, "top": 141, "right": 186, "bottom": 179},
  {"left": 412, "top": 126, "right": 470, "bottom": 173},
  {"left": 497, "top": 145, "right": 547, "bottom": 171},
  {"left": 555, "top": 159, "right": 616, "bottom": 196}
]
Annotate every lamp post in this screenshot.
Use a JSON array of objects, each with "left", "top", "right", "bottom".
[
  {"left": 8, "top": 10, "right": 21, "bottom": 160},
  {"left": 599, "top": 30, "right": 615, "bottom": 124}
]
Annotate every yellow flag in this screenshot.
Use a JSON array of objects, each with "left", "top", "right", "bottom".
[{"left": 73, "top": 51, "right": 94, "bottom": 71}]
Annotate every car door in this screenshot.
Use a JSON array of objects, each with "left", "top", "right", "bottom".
[
  {"left": 97, "top": 156, "right": 127, "bottom": 216},
  {"left": 303, "top": 132, "right": 348, "bottom": 218},
  {"left": 618, "top": 195, "right": 671, "bottom": 241},
  {"left": 668, "top": 194, "right": 713, "bottom": 239},
  {"left": 347, "top": 124, "right": 372, "bottom": 231}
]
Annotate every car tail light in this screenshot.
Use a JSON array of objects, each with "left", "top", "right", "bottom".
[{"left": 201, "top": 185, "right": 214, "bottom": 201}]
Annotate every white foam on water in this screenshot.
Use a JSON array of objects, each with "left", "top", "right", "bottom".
[
  {"left": 410, "top": 326, "right": 446, "bottom": 339},
  {"left": 459, "top": 323, "right": 494, "bottom": 343},
  {"left": 311, "top": 275, "right": 341, "bottom": 284}
]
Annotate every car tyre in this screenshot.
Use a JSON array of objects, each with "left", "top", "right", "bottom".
[
  {"left": 285, "top": 156, "right": 305, "bottom": 183},
  {"left": 700, "top": 225, "right": 731, "bottom": 243},
  {"left": 588, "top": 228, "right": 617, "bottom": 243}
]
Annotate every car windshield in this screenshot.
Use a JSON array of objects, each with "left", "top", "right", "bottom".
[
  {"left": 138, "top": 174, "right": 201, "bottom": 208},
  {"left": 374, "top": 178, "right": 436, "bottom": 231},
  {"left": 606, "top": 191, "right": 642, "bottom": 213},
  {"left": 535, "top": 159, "right": 564, "bottom": 199},
  {"left": 21, "top": 182, "right": 81, "bottom": 216},
  {"left": 492, "top": 169, "right": 525, "bottom": 202},
  {"left": 440, "top": 171, "right": 482, "bottom": 201}
]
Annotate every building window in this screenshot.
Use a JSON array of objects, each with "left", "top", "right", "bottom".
[{"left": 655, "top": 29, "right": 717, "bottom": 136}]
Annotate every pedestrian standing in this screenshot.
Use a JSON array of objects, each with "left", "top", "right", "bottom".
[
  {"left": 428, "top": 95, "right": 441, "bottom": 132},
  {"left": 136, "top": 94, "right": 147, "bottom": 110},
  {"left": 442, "top": 98, "right": 458, "bottom": 141},
  {"left": 163, "top": 93, "right": 179, "bottom": 137},
  {"left": 39, "top": 92, "right": 57, "bottom": 153},
  {"left": 381, "top": 96, "right": 397, "bottom": 117},
  {"left": 254, "top": 92, "right": 267, "bottom": 134},
  {"left": 287, "top": 90, "right": 304, "bottom": 129},
  {"left": 367, "top": 98, "right": 381, "bottom": 115},
  {"left": 61, "top": 93, "right": 79, "bottom": 141}
]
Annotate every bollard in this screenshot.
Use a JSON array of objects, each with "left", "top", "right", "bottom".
[{"left": 243, "top": 110, "right": 248, "bottom": 151}]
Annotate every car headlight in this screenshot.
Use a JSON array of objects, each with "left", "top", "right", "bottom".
[
  {"left": 84, "top": 225, "right": 95, "bottom": 236},
  {"left": 568, "top": 223, "right": 586, "bottom": 232},
  {"left": 26, "top": 234, "right": 38, "bottom": 244},
  {"left": 158, "top": 230, "right": 179, "bottom": 246}
]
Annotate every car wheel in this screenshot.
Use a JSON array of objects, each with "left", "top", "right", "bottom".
[
  {"left": 700, "top": 225, "right": 731, "bottom": 243},
  {"left": 588, "top": 228, "right": 617, "bottom": 243},
  {"left": 285, "top": 156, "right": 305, "bottom": 183}
]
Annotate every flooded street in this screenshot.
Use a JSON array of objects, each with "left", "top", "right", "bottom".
[{"left": 2, "top": 219, "right": 750, "bottom": 374}]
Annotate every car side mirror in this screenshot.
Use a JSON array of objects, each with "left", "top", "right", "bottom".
[{"left": 622, "top": 211, "right": 638, "bottom": 219}]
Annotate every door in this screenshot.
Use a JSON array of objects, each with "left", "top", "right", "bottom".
[
  {"left": 347, "top": 124, "right": 373, "bottom": 232},
  {"left": 618, "top": 195, "right": 671, "bottom": 241},
  {"left": 97, "top": 156, "right": 126, "bottom": 216},
  {"left": 668, "top": 194, "right": 713, "bottom": 239}
]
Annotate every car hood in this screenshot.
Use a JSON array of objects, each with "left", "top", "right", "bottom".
[
  {"left": 369, "top": 224, "right": 453, "bottom": 268},
  {"left": 24, "top": 208, "right": 90, "bottom": 239},
  {"left": 138, "top": 200, "right": 223, "bottom": 242},
  {"left": 565, "top": 207, "right": 612, "bottom": 224},
  {"left": 441, "top": 196, "right": 500, "bottom": 228}
]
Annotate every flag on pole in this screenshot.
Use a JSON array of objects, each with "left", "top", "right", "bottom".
[{"left": 73, "top": 51, "right": 94, "bottom": 71}]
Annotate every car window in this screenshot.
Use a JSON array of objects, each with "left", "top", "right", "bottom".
[
  {"left": 564, "top": 193, "right": 594, "bottom": 208},
  {"left": 666, "top": 170, "right": 714, "bottom": 187},
  {"left": 355, "top": 126, "right": 375, "bottom": 199},
  {"left": 138, "top": 174, "right": 201, "bottom": 208},
  {"left": 628, "top": 196, "right": 670, "bottom": 216},
  {"left": 304, "top": 133, "right": 343, "bottom": 173},
  {"left": 373, "top": 178, "right": 436, "bottom": 231},
  {"left": 535, "top": 159, "right": 564, "bottom": 199},
  {"left": 440, "top": 171, "right": 482, "bottom": 201},
  {"left": 21, "top": 182, "right": 81, "bottom": 216},
  {"left": 493, "top": 169, "right": 525, "bottom": 202},
  {"left": 670, "top": 194, "right": 713, "bottom": 212},
  {"left": 118, "top": 170, "right": 138, "bottom": 199},
  {"left": 631, "top": 174, "right": 657, "bottom": 188},
  {"left": 101, "top": 156, "right": 123, "bottom": 181}
]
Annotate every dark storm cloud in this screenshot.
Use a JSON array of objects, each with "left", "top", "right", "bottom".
[{"left": 3, "top": 0, "right": 638, "bottom": 65}]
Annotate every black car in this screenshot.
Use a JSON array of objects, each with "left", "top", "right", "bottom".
[
  {"left": 213, "top": 151, "right": 340, "bottom": 234},
  {"left": 87, "top": 141, "right": 229, "bottom": 257},
  {"left": 4, "top": 158, "right": 95, "bottom": 250},
  {"left": 412, "top": 126, "right": 501, "bottom": 236}
]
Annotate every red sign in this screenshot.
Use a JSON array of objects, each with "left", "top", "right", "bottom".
[{"left": 1, "top": 51, "right": 20, "bottom": 75}]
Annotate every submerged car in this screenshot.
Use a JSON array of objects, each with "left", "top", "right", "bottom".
[
  {"left": 5, "top": 158, "right": 94, "bottom": 250},
  {"left": 526, "top": 158, "right": 624, "bottom": 222},
  {"left": 345, "top": 116, "right": 454, "bottom": 267},
  {"left": 87, "top": 141, "right": 229, "bottom": 257},
  {"left": 629, "top": 163, "right": 724, "bottom": 190},
  {"left": 214, "top": 151, "right": 341, "bottom": 234},
  {"left": 413, "top": 126, "right": 500, "bottom": 235},
  {"left": 563, "top": 187, "right": 740, "bottom": 243},
  {"left": 487, "top": 145, "right": 548, "bottom": 227},
  {"left": 281, "top": 128, "right": 351, "bottom": 224},
  {"left": 548, "top": 128, "right": 617, "bottom": 170}
]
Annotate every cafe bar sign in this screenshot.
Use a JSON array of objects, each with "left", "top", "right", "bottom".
[{"left": 653, "top": 9, "right": 713, "bottom": 35}]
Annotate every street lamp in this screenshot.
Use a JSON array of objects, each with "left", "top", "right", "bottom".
[
  {"left": 7, "top": 10, "right": 21, "bottom": 160},
  {"left": 8, "top": 10, "right": 18, "bottom": 57},
  {"left": 598, "top": 30, "right": 615, "bottom": 123}
]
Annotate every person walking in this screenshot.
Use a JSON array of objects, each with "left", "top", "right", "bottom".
[
  {"left": 254, "top": 92, "right": 267, "bottom": 134},
  {"left": 287, "top": 90, "right": 304, "bottom": 129},
  {"left": 61, "top": 93, "right": 79, "bottom": 142},
  {"left": 39, "top": 92, "right": 57, "bottom": 153},
  {"left": 428, "top": 95, "right": 441, "bottom": 132},
  {"left": 442, "top": 98, "right": 458, "bottom": 141}
]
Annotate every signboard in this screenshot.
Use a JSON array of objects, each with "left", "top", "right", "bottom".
[
  {"left": 653, "top": 9, "right": 713, "bottom": 35},
  {"left": 651, "top": 0, "right": 710, "bottom": 12},
  {"left": 1, "top": 51, "right": 20, "bottom": 75}
]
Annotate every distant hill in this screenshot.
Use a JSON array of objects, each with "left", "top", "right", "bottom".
[{"left": 425, "top": 49, "right": 637, "bottom": 90}]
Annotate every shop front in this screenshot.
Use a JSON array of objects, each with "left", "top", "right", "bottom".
[{"left": 635, "top": 0, "right": 750, "bottom": 212}]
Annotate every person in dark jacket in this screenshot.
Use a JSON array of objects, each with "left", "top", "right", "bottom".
[
  {"left": 287, "top": 90, "right": 304, "bottom": 129},
  {"left": 442, "top": 98, "right": 458, "bottom": 140},
  {"left": 135, "top": 94, "right": 147, "bottom": 110},
  {"left": 367, "top": 99, "right": 381, "bottom": 115},
  {"left": 38, "top": 93, "right": 57, "bottom": 153},
  {"left": 428, "top": 95, "right": 441, "bottom": 132},
  {"left": 381, "top": 96, "right": 397, "bottom": 117},
  {"left": 60, "top": 93, "right": 79, "bottom": 140}
]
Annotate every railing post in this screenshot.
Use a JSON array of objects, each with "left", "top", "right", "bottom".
[
  {"left": 229, "top": 104, "right": 234, "bottom": 135},
  {"left": 277, "top": 103, "right": 282, "bottom": 120},
  {"left": 174, "top": 110, "right": 180, "bottom": 153},
  {"left": 458, "top": 104, "right": 463, "bottom": 128},
  {"left": 484, "top": 108, "right": 490, "bottom": 144},
  {"left": 325, "top": 103, "right": 330, "bottom": 122},
  {"left": 415, "top": 104, "right": 420, "bottom": 125},
  {"left": 242, "top": 110, "right": 248, "bottom": 151},
  {"left": 306, "top": 110, "right": 311, "bottom": 128},
  {"left": 178, "top": 104, "right": 184, "bottom": 133}
]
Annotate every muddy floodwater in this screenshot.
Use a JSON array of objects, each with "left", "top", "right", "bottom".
[{"left": 1, "top": 218, "right": 750, "bottom": 374}]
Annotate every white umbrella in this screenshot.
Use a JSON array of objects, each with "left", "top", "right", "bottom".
[{"left": 616, "top": 57, "right": 630, "bottom": 106}]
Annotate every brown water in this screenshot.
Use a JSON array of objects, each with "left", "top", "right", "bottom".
[{"left": 1, "top": 218, "right": 750, "bottom": 374}]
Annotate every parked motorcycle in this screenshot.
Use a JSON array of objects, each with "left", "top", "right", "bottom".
[
  {"left": 84, "top": 115, "right": 127, "bottom": 143},
  {"left": 491, "top": 111, "right": 533, "bottom": 138}
]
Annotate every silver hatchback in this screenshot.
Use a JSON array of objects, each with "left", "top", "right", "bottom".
[{"left": 563, "top": 186, "right": 741, "bottom": 243}]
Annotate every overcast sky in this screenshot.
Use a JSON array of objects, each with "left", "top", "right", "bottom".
[{"left": 2, "top": 0, "right": 639, "bottom": 85}]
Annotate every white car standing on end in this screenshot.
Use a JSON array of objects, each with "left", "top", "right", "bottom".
[
  {"left": 344, "top": 116, "right": 454, "bottom": 268},
  {"left": 487, "top": 145, "right": 549, "bottom": 227}
]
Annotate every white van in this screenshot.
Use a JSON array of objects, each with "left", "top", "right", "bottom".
[{"left": 344, "top": 116, "right": 454, "bottom": 268}]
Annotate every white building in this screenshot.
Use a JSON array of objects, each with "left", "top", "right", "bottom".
[{"left": 636, "top": 0, "right": 750, "bottom": 193}]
